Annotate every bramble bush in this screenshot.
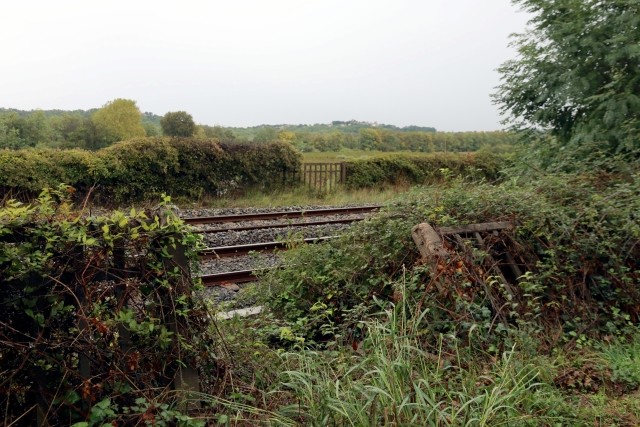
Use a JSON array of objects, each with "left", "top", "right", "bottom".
[
  {"left": 0, "top": 187, "right": 213, "bottom": 426},
  {"left": 263, "top": 173, "right": 640, "bottom": 351}
]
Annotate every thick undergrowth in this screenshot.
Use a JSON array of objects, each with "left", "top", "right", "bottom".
[
  {"left": 0, "top": 188, "right": 213, "bottom": 426},
  {"left": 202, "top": 173, "right": 640, "bottom": 425},
  {"left": 263, "top": 173, "right": 640, "bottom": 349}
]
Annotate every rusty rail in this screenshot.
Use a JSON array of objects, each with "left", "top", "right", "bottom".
[
  {"left": 184, "top": 205, "right": 381, "bottom": 225},
  {"left": 200, "top": 270, "right": 258, "bottom": 286},
  {"left": 199, "top": 236, "right": 337, "bottom": 259},
  {"left": 194, "top": 217, "right": 366, "bottom": 233}
]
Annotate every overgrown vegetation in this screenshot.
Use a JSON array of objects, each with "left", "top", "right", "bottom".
[
  {"left": 197, "top": 172, "right": 640, "bottom": 425},
  {"left": 0, "top": 106, "right": 517, "bottom": 154},
  {"left": 2, "top": 1, "right": 640, "bottom": 423},
  {"left": 0, "top": 140, "right": 505, "bottom": 206},
  {"left": 0, "top": 188, "right": 213, "bottom": 425},
  {"left": 264, "top": 173, "right": 640, "bottom": 343}
]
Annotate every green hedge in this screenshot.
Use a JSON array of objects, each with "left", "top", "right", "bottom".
[
  {"left": 343, "top": 152, "right": 509, "bottom": 188},
  {"left": 0, "top": 189, "right": 211, "bottom": 425},
  {"left": 0, "top": 138, "right": 302, "bottom": 204}
]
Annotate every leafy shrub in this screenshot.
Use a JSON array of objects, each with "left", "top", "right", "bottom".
[
  {"left": 219, "top": 141, "right": 302, "bottom": 190},
  {"left": 0, "top": 149, "right": 63, "bottom": 196},
  {"left": 344, "top": 152, "right": 508, "bottom": 189},
  {"left": 0, "top": 138, "right": 303, "bottom": 204},
  {"left": 0, "top": 188, "right": 212, "bottom": 425},
  {"left": 96, "top": 136, "right": 181, "bottom": 201}
]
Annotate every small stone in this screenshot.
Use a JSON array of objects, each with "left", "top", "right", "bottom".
[{"left": 219, "top": 283, "right": 240, "bottom": 292}]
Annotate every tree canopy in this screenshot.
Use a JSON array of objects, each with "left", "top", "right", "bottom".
[
  {"left": 494, "top": 0, "right": 640, "bottom": 165},
  {"left": 160, "top": 111, "right": 196, "bottom": 137},
  {"left": 91, "top": 99, "right": 145, "bottom": 149}
]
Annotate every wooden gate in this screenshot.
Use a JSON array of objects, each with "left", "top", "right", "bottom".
[{"left": 301, "top": 162, "right": 346, "bottom": 190}]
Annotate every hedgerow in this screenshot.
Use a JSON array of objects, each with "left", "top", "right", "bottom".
[
  {"left": 0, "top": 138, "right": 302, "bottom": 204},
  {"left": 0, "top": 188, "right": 212, "bottom": 425},
  {"left": 343, "top": 152, "right": 508, "bottom": 188}
]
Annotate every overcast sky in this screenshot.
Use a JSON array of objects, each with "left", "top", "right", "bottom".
[{"left": 1, "top": 1, "right": 529, "bottom": 131}]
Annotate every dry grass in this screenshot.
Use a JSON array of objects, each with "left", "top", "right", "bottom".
[
  {"left": 182, "top": 183, "right": 412, "bottom": 209},
  {"left": 301, "top": 150, "right": 468, "bottom": 163}
]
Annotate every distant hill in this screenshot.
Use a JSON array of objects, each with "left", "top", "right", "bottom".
[
  {"left": 0, "top": 108, "right": 432, "bottom": 135},
  {"left": 226, "top": 120, "right": 436, "bottom": 140},
  {"left": 0, "top": 107, "right": 436, "bottom": 141}
]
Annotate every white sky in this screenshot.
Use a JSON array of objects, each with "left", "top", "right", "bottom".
[{"left": 1, "top": 1, "right": 529, "bottom": 131}]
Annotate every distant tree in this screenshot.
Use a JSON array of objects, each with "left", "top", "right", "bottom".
[
  {"left": 359, "top": 128, "right": 382, "bottom": 151},
  {"left": 201, "top": 125, "right": 237, "bottom": 141},
  {"left": 160, "top": 111, "right": 196, "bottom": 137},
  {"left": 0, "top": 113, "right": 28, "bottom": 149},
  {"left": 494, "top": 0, "right": 640, "bottom": 164},
  {"left": 142, "top": 121, "right": 161, "bottom": 137},
  {"left": 0, "top": 115, "right": 28, "bottom": 149},
  {"left": 22, "top": 111, "right": 53, "bottom": 146},
  {"left": 91, "top": 99, "right": 145, "bottom": 149},
  {"left": 50, "top": 113, "right": 92, "bottom": 148},
  {"left": 253, "top": 126, "right": 278, "bottom": 143},
  {"left": 142, "top": 111, "right": 162, "bottom": 137}
]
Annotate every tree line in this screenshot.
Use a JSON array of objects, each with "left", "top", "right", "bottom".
[{"left": 0, "top": 102, "right": 516, "bottom": 153}]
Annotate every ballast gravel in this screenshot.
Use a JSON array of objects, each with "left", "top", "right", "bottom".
[{"left": 181, "top": 204, "right": 375, "bottom": 304}]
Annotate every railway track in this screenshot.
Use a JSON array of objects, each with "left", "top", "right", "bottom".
[
  {"left": 187, "top": 205, "right": 382, "bottom": 287},
  {"left": 183, "top": 205, "right": 381, "bottom": 226}
]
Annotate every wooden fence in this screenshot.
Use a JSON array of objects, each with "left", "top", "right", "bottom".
[{"left": 299, "top": 162, "right": 347, "bottom": 191}]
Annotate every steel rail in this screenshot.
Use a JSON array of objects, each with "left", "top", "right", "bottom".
[
  {"left": 200, "top": 269, "right": 258, "bottom": 286},
  {"left": 184, "top": 205, "right": 381, "bottom": 225},
  {"left": 199, "top": 236, "right": 338, "bottom": 259},
  {"left": 193, "top": 217, "right": 365, "bottom": 233}
]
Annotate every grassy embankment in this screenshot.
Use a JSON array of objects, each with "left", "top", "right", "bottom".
[{"left": 202, "top": 170, "right": 640, "bottom": 426}]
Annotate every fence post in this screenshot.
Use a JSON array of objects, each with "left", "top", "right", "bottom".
[{"left": 169, "top": 235, "right": 200, "bottom": 410}]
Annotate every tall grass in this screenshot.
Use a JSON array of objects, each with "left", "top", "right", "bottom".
[
  {"left": 267, "top": 287, "right": 546, "bottom": 426},
  {"left": 301, "top": 150, "right": 473, "bottom": 163},
  {"left": 186, "top": 183, "right": 411, "bottom": 209}
]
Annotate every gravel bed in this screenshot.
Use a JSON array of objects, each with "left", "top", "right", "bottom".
[
  {"left": 198, "top": 253, "right": 281, "bottom": 276},
  {"left": 197, "top": 253, "right": 282, "bottom": 304},
  {"left": 179, "top": 203, "right": 375, "bottom": 219},
  {"left": 202, "top": 222, "right": 352, "bottom": 247},
  {"left": 183, "top": 204, "right": 376, "bottom": 305}
]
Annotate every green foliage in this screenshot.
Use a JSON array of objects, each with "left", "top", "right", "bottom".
[
  {"left": 199, "top": 124, "right": 237, "bottom": 142},
  {"left": 90, "top": 98, "right": 146, "bottom": 149},
  {"left": 0, "top": 112, "right": 33, "bottom": 149},
  {"left": 0, "top": 188, "right": 211, "bottom": 425},
  {"left": 252, "top": 126, "right": 279, "bottom": 143},
  {"left": 290, "top": 129, "right": 517, "bottom": 153},
  {"left": 274, "top": 308, "right": 544, "bottom": 426},
  {"left": 262, "top": 174, "right": 640, "bottom": 347},
  {"left": 0, "top": 107, "right": 518, "bottom": 155},
  {"left": 0, "top": 138, "right": 302, "bottom": 204},
  {"left": 495, "top": 0, "right": 640, "bottom": 167},
  {"left": 602, "top": 335, "right": 640, "bottom": 391},
  {"left": 219, "top": 141, "right": 303, "bottom": 190},
  {"left": 161, "top": 111, "right": 197, "bottom": 137},
  {"left": 344, "top": 152, "right": 508, "bottom": 189},
  {"left": 49, "top": 113, "right": 95, "bottom": 149}
]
